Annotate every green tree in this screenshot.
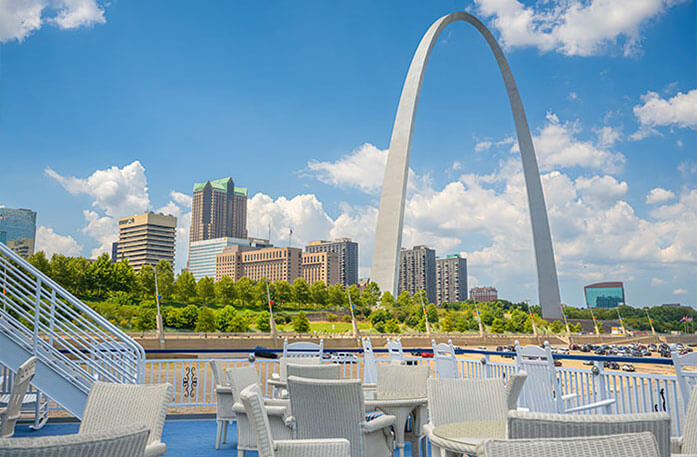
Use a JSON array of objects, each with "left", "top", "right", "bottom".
[
  {"left": 155, "top": 260, "right": 175, "bottom": 300},
  {"left": 70, "top": 256, "right": 94, "bottom": 296},
  {"left": 216, "top": 305, "right": 238, "bottom": 331},
  {"left": 441, "top": 315, "right": 455, "bottom": 332},
  {"left": 327, "top": 284, "right": 346, "bottom": 308},
  {"left": 385, "top": 319, "right": 400, "bottom": 333},
  {"left": 396, "top": 291, "right": 413, "bottom": 310},
  {"left": 360, "top": 282, "right": 381, "bottom": 308},
  {"left": 175, "top": 271, "right": 197, "bottom": 302},
  {"left": 256, "top": 311, "right": 271, "bottom": 332},
  {"left": 179, "top": 305, "right": 199, "bottom": 329},
  {"left": 275, "top": 281, "right": 293, "bottom": 305},
  {"left": 134, "top": 306, "right": 156, "bottom": 331},
  {"left": 49, "top": 254, "right": 73, "bottom": 292},
  {"left": 380, "top": 291, "right": 396, "bottom": 308},
  {"left": 506, "top": 309, "right": 529, "bottom": 333},
  {"left": 91, "top": 253, "right": 116, "bottom": 298},
  {"left": 369, "top": 308, "right": 391, "bottom": 327},
  {"left": 292, "top": 311, "right": 311, "bottom": 332},
  {"left": 165, "top": 308, "right": 183, "bottom": 328},
  {"left": 347, "top": 284, "right": 361, "bottom": 309},
  {"left": 216, "top": 276, "right": 236, "bottom": 305},
  {"left": 28, "top": 251, "right": 51, "bottom": 275},
  {"left": 137, "top": 264, "right": 156, "bottom": 299},
  {"left": 113, "top": 260, "right": 137, "bottom": 294},
  {"left": 309, "top": 280, "right": 328, "bottom": 306},
  {"left": 197, "top": 277, "right": 215, "bottom": 304},
  {"left": 195, "top": 307, "right": 217, "bottom": 332},
  {"left": 550, "top": 320, "right": 565, "bottom": 333},
  {"left": 426, "top": 306, "right": 438, "bottom": 323},
  {"left": 229, "top": 313, "right": 249, "bottom": 332},
  {"left": 235, "top": 277, "right": 254, "bottom": 306},
  {"left": 491, "top": 318, "right": 505, "bottom": 333},
  {"left": 292, "top": 278, "right": 311, "bottom": 304}
]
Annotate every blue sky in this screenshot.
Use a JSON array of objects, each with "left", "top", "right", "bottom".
[{"left": 0, "top": 0, "right": 695, "bottom": 308}]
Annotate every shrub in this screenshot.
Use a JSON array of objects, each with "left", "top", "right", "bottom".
[
  {"left": 257, "top": 311, "right": 271, "bottom": 332},
  {"left": 384, "top": 319, "right": 400, "bottom": 333},
  {"left": 292, "top": 311, "right": 311, "bottom": 333},
  {"left": 195, "top": 307, "right": 217, "bottom": 332},
  {"left": 326, "top": 313, "right": 338, "bottom": 322}
]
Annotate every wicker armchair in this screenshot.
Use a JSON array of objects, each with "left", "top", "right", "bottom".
[
  {"left": 506, "top": 409, "right": 672, "bottom": 457},
  {"left": 0, "top": 356, "right": 36, "bottom": 438},
  {"left": 209, "top": 360, "right": 235, "bottom": 449},
  {"left": 672, "top": 384, "right": 697, "bottom": 455},
  {"left": 239, "top": 384, "right": 350, "bottom": 457},
  {"left": 79, "top": 382, "right": 172, "bottom": 457},
  {"left": 432, "top": 339, "right": 459, "bottom": 379},
  {"left": 286, "top": 363, "right": 341, "bottom": 380},
  {"left": 286, "top": 376, "right": 396, "bottom": 457},
  {"left": 480, "top": 431, "right": 661, "bottom": 457},
  {"left": 228, "top": 366, "right": 292, "bottom": 457},
  {"left": 0, "top": 425, "right": 150, "bottom": 457},
  {"left": 361, "top": 337, "right": 378, "bottom": 385}
]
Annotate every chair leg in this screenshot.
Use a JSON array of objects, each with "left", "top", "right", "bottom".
[
  {"left": 222, "top": 420, "right": 228, "bottom": 444},
  {"left": 216, "top": 420, "right": 223, "bottom": 450},
  {"left": 237, "top": 449, "right": 245, "bottom": 457}
]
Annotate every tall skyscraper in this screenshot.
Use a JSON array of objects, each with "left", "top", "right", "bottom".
[
  {"left": 305, "top": 238, "right": 358, "bottom": 286},
  {"left": 190, "top": 177, "right": 248, "bottom": 244},
  {"left": 436, "top": 254, "right": 467, "bottom": 305},
  {"left": 398, "top": 245, "right": 436, "bottom": 304},
  {"left": 0, "top": 207, "right": 37, "bottom": 258},
  {"left": 116, "top": 212, "right": 177, "bottom": 271}
]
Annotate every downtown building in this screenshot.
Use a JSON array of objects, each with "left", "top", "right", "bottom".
[
  {"left": 305, "top": 238, "right": 358, "bottom": 286},
  {"left": 215, "top": 245, "right": 302, "bottom": 283},
  {"left": 398, "top": 245, "right": 436, "bottom": 304},
  {"left": 0, "top": 207, "right": 37, "bottom": 258},
  {"left": 470, "top": 286, "right": 498, "bottom": 303},
  {"left": 189, "top": 177, "right": 248, "bottom": 244},
  {"left": 116, "top": 212, "right": 177, "bottom": 271},
  {"left": 191, "top": 237, "right": 271, "bottom": 281},
  {"left": 436, "top": 254, "right": 467, "bottom": 305},
  {"left": 301, "top": 251, "right": 340, "bottom": 286}
]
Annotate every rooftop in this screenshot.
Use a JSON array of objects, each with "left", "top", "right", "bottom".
[{"left": 192, "top": 178, "right": 248, "bottom": 196}]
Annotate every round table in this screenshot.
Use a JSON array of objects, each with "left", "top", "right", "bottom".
[
  {"left": 429, "top": 419, "right": 506, "bottom": 456},
  {"left": 365, "top": 397, "right": 428, "bottom": 457}
]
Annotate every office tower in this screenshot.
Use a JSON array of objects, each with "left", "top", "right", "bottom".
[
  {"left": 302, "top": 251, "right": 340, "bottom": 286},
  {"left": 116, "top": 212, "right": 176, "bottom": 271},
  {"left": 190, "top": 236, "right": 271, "bottom": 281},
  {"left": 436, "top": 254, "right": 467, "bottom": 305},
  {"left": 215, "top": 244, "right": 259, "bottom": 281},
  {"left": 398, "top": 245, "right": 436, "bottom": 304},
  {"left": 0, "top": 207, "right": 37, "bottom": 258},
  {"left": 111, "top": 242, "right": 119, "bottom": 263},
  {"left": 189, "top": 177, "right": 247, "bottom": 244},
  {"left": 305, "top": 238, "right": 358, "bottom": 286},
  {"left": 240, "top": 246, "right": 302, "bottom": 283},
  {"left": 470, "top": 287, "right": 498, "bottom": 303}
]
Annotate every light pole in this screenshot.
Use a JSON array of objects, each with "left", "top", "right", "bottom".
[
  {"left": 418, "top": 293, "right": 431, "bottom": 336},
  {"left": 474, "top": 301, "right": 484, "bottom": 337},
  {"left": 153, "top": 266, "right": 164, "bottom": 344},
  {"left": 266, "top": 280, "right": 277, "bottom": 341},
  {"left": 347, "top": 287, "right": 360, "bottom": 339}
]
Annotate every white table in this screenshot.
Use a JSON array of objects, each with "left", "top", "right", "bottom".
[{"left": 365, "top": 396, "right": 428, "bottom": 457}]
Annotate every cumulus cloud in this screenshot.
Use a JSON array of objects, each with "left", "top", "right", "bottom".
[
  {"left": 304, "top": 143, "right": 387, "bottom": 194},
  {"left": 0, "top": 0, "right": 105, "bottom": 43},
  {"left": 575, "top": 175, "right": 628, "bottom": 207},
  {"left": 646, "top": 187, "right": 676, "bottom": 205},
  {"left": 35, "top": 226, "right": 82, "bottom": 257},
  {"left": 631, "top": 89, "right": 697, "bottom": 139},
  {"left": 674, "top": 288, "right": 687, "bottom": 295},
  {"left": 651, "top": 278, "right": 666, "bottom": 286},
  {"left": 474, "top": 0, "right": 685, "bottom": 57}
]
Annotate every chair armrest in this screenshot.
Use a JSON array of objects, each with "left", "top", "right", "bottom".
[
  {"left": 264, "top": 398, "right": 290, "bottom": 408},
  {"left": 215, "top": 385, "right": 232, "bottom": 394},
  {"left": 265, "top": 405, "right": 288, "bottom": 417},
  {"left": 564, "top": 398, "right": 615, "bottom": 414},
  {"left": 275, "top": 439, "right": 351, "bottom": 457},
  {"left": 271, "top": 373, "right": 281, "bottom": 380},
  {"left": 672, "top": 436, "right": 683, "bottom": 454},
  {"left": 561, "top": 393, "right": 577, "bottom": 401},
  {"left": 233, "top": 402, "right": 246, "bottom": 414},
  {"left": 144, "top": 441, "right": 167, "bottom": 457},
  {"left": 362, "top": 414, "right": 396, "bottom": 433}
]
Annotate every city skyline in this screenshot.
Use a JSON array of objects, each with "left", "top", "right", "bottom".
[{"left": 0, "top": 1, "right": 695, "bottom": 307}]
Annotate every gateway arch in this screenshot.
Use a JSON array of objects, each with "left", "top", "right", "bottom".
[{"left": 370, "top": 11, "right": 563, "bottom": 320}]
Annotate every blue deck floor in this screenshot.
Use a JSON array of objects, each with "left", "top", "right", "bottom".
[{"left": 13, "top": 420, "right": 424, "bottom": 456}]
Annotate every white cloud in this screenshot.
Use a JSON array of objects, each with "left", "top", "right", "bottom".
[
  {"left": 81, "top": 209, "right": 116, "bottom": 258},
  {"left": 35, "top": 226, "right": 82, "bottom": 257},
  {"left": 651, "top": 277, "right": 666, "bottom": 286},
  {"left": 596, "top": 126, "right": 621, "bottom": 148},
  {"left": 678, "top": 161, "right": 697, "bottom": 177},
  {"left": 569, "top": 92, "right": 579, "bottom": 101},
  {"left": 305, "top": 143, "right": 387, "bottom": 194},
  {"left": 475, "top": 141, "right": 493, "bottom": 152},
  {"left": 646, "top": 187, "right": 676, "bottom": 205},
  {"left": 631, "top": 89, "right": 697, "bottom": 139},
  {"left": 674, "top": 288, "right": 688, "bottom": 295},
  {"left": 474, "top": 0, "right": 685, "bottom": 57},
  {"left": 169, "top": 191, "right": 192, "bottom": 208},
  {"left": 0, "top": 0, "right": 105, "bottom": 43},
  {"left": 575, "top": 175, "right": 628, "bottom": 207}
]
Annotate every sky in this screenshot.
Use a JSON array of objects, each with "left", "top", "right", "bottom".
[{"left": 0, "top": 0, "right": 695, "bottom": 308}]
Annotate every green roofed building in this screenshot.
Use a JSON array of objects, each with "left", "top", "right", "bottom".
[{"left": 190, "top": 177, "right": 248, "bottom": 246}]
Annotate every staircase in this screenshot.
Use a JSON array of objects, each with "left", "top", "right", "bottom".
[{"left": 0, "top": 243, "right": 145, "bottom": 419}]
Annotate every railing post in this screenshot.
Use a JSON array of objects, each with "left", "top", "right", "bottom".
[
  {"left": 48, "top": 289, "right": 56, "bottom": 350},
  {"left": 482, "top": 354, "right": 492, "bottom": 378},
  {"left": 33, "top": 278, "right": 42, "bottom": 354}
]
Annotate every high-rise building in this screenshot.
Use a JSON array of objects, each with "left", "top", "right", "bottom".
[
  {"left": 111, "top": 242, "right": 119, "bottom": 263},
  {"left": 190, "top": 237, "right": 271, "bottom": 281},
  {"left": 116, "top": 212, "right": 176, "bottom": 271},
  {"left": 240, "top": 247, "right": 302, "bottom": 283},
  {"left": 302, "top": 251, "right": 340, "bottom": 286},
  {"left": 398, "top": 245, "right": 436, "bottom": 304},
  {"left": 436, "top": 254, "right": 467, "bottom": 305},
  {"left": 215, "top": 244, "right": 259, "bottom": 281},
  {"left": 189, "top": 177, "right": 248, "bottom": 244},
  {"left": 0, "top": 207, "right": 37, "bottom": 258},
  {"left": 305, "top": 238, "right": 358, "bottom": 286},
  {"left": 584, "top": 282, "right": 625, "bottom": 309},
  {"left": 470, "top": 287, "right": 498, "bottom": 303}
]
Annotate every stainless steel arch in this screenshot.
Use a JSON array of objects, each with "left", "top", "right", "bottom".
[{"left": 370, "top": 11, "right": 563, "bottom": 319}]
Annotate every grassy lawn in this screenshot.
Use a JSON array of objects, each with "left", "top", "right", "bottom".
[{"left": 275, "top": 321, "right": 372, "bottom": 333}]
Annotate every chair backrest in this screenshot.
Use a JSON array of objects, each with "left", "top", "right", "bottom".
[
  {"left": 287, "top": 376, "right": 365, "bottom": 457},
  {"left": 209, "top": 359, "right": 227, "bottom": 388},
  {"left": 287, "top": 363, "right": 341, "bottom": 380},
  {"left": 227, "top": 365, "right": 260, "bottom": 402},
  {"left": 683, "top": 384, "right": 697, "bottom": 453},
  {"left": 514, "top": 340, "right": 560, "bottom": 413},
  {"left": 480, "top": 432, "right": 661, "bottom": 457},
  {"left": 0, "top": 425, "right": 150, "bottom": 457},
  {"left": 79, "top": 382, "right": 173, "bottom": 446},
  {"left": 386, "top": 337, "right": 404, "bottom": 363},
  {"left": 376, "top": 364, "right": 429, "bottom": 399},
  {"left": 283, "top": 338, "right": 324, "bottom": 358},
  {"left": 239, "top": 384, "right": 276, "bottom": 457},
  {"left": 0, "top": 356, "right": 36, "bottom": 438},
  {"left": 279, "top": 356, "right": 321, "bottom": 381},
  {"left": 361, "top": 337, "right": 378, "bottom": 384},
  {"left": 432, "top": 339, "right": 459, "bottom": 379},
  {"left": 672, "top": 351, "right": 697, "bottom": 414},
  {"left": 427, "top": 377, "right": 509, "bottom": 426}
]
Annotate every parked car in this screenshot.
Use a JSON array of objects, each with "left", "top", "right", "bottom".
[
  {"left": 329, "top": 352, "right": 358, "bottom": 363},
  {"left": 604, "top": 361, "right": 620, "bottom": 370},
  {"left": 569, "top": 344, "right": 580, "bottom": 351},
  {"left": 554, "top": 360, "right": 562, "bottom": 367},
  {"left": 583, "top": 360, "right": 594, "bottom": 366},
  {"left": 252, "top": 346, "right": 278, "bottom": 359},
  {"left": 621, "top": 364, "right": 636, "bottom": 372}
]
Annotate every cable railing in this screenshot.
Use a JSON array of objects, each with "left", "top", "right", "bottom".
[{"left": 0, "top": 243, "right": 145, "bottom": 398}]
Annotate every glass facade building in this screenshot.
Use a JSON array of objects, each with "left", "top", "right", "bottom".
[
  {"left": 584, "top": 282, "right": 625, "bottom": 308},
  {"left": 0, "top": 207, "right": 37, "bottom": 258},
  {"left": 188, "top": 236, "right": 271, "bottom": 281}
]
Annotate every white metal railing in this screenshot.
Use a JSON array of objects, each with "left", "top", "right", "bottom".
[
  {"left": 147, "top": 355, "right": 687, "bottom": 435},
  {"left": 0, "top": 243, "right": 145, "bottom": 397}
]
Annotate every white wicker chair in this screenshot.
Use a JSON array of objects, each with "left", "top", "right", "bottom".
[
  {"left": 282, "top": 338, "right": 323, "bottom": 358},
  {"left": 424, "top": 372, "right": 527, "bottom": 456},
  {"left": 286, "top": 363, "right": 341, "bottom": 380},
  {"left": 239, "top": 384, "right": 350, "bottom": 457},
  {"left": 672, "top": 384, "right": 697, "bottom": 455},
  {"left": 273, "top": 356, "right": 322, "bottom": 382},
  {"left": 387, "top": 337, "right": 405, "bottom": 364},
  {"left": 210, "top": 360, "right": 235, "bottom": 449},
  {"left": 0, "top": 356, "right": 36, "bottom": 438},
  {"left": 506, "top": 409, "right": 672, "bottom": 457},
  {"left": 672, "top": 351, "right": 697, "bottom": 416},
  {"left": 514, "top": 340, "right": 615, "bottom": 413},
  {"left": 228, "top": 366, "right": 292, "bottom": 457},
  {"left": 480, "top": 431, "right": 662, "bottom": 457},
  {"left": 432, "top": 339, "right": 459, "bottom": 379},
  {"left": 361, "top": 337, "right": 378, "bottom": 385},
  {"left": 0, "top": 425, "right": 150, "bottom": 457},
  {"left": 286, "top": 376, "right": 396, "bottom": 457},
  {"left": 79, "top": 382, "right": 172, "bottom": 457}
]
